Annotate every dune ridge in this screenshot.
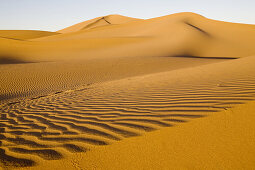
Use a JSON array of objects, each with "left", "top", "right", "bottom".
[{"left": 57, "top": 14, "right": 142, "bottom": 33}]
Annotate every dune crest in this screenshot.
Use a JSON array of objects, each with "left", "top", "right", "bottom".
[{"left": 57, "top": 14, "right": 142, "bottom": 33}]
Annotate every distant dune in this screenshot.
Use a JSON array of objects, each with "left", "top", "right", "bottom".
[
  {"left": 58, "top": 14, "right": 142, "bottom": 33},
  {"left": 0, "top": 12, "right": 255, "bottom": 65},
  {"left": 0, "top": 12, "right": 255, "bottom": 169},
  {"left": 0, "top": 30, "right": 59, "bottom": 40}
]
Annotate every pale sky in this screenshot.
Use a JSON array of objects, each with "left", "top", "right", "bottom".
[{"left": 0, "top": 0, "right": 254, "bottom": 31}]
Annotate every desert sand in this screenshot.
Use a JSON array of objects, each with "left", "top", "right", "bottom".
[{"left": 0, "top": 12, "right": 255, "bottom": 169}]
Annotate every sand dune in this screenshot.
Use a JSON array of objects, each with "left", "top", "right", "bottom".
[
  {"left": 1, "top": 12, "right": 255, "bottom": 65},
  {"left": 58, "top": 14, "right": 142, "bottom": 33},
  {"left": 0, "top": 30, "right": 59, "bottom": 40},
  {"left": 1, "top": 56, "right": 255, "bottom": 169},
  {"left": 34, "top": 12, "right": 255, "bottom": 58},
  {"left": 0, "top": 12, "right": 255, "bottom": 169},
  {"left": 0, "top": 56, "right": 229, "bottom": 104}
]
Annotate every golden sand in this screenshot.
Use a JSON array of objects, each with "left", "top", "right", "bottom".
[
  {"left": 0, "top": 30, "right": 59, "bottom": 40},
  {"left": 0, "top": 12, "right": 255, "bottom": 169}
]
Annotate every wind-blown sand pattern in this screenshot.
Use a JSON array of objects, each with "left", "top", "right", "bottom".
[{"left": 0, "top": 12, "right": 255, "bottom": 169}]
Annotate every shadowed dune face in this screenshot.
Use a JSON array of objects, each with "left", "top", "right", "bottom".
[
  {"left": 183, "top": 21, "right": 211, "bottom": 36},
  {"left": 1, "top": 56, "right": 255, "bottom": 168},
  {"left": 0, "top": 56, "right": 34, "bottom": 65},
  {"left": 171, "top": 54, "right": 238, "bottom": 59}
]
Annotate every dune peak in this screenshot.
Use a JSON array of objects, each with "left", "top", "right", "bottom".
[{"left": 58, "top": 14, "right": 141, "bottom": 33}]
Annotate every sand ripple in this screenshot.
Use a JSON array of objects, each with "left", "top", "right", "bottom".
[{"left": 0, "top": 57, "right": 255, "bottom": 168}]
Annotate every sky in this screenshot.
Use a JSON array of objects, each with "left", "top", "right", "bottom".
[{"left": 0, "top": 0, "right": 254, "bottom": 31}]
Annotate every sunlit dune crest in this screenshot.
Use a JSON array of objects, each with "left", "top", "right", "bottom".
[{"left": 57, "top": 14, "right": 142, "bottom": 33}]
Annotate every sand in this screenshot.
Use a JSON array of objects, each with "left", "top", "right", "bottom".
[
  {"left": 57, "top": 15, "right": 142, "bottom": 33},
  {"left": 0, "top": 12, "right": 255, "bottom": 169},
  {"left": 0, "top": 30, "right": 59, "bottom": 40}
]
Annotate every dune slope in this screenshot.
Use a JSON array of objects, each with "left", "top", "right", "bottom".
[
  {"left": 0, "top": 56, "right": 229, "bottom": 104},
  {"left": 0, "top": 30, "right": 59, "bottom": 40},
  {"left": 35, "top": 12, "right": 255, "bottom": 58},
  {"left": 0, "top": 56, "right": 255, "bottom": 169},
  {"left": 1, "top": 12, "right": 255, "bottom": 65},
  {"left": 58, "top": 14, "right": 142, "bottom": 33}
]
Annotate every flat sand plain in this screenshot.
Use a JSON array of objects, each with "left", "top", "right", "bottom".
[{"left": 0, "top": 12, "right": 255, "bottom": 169}]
